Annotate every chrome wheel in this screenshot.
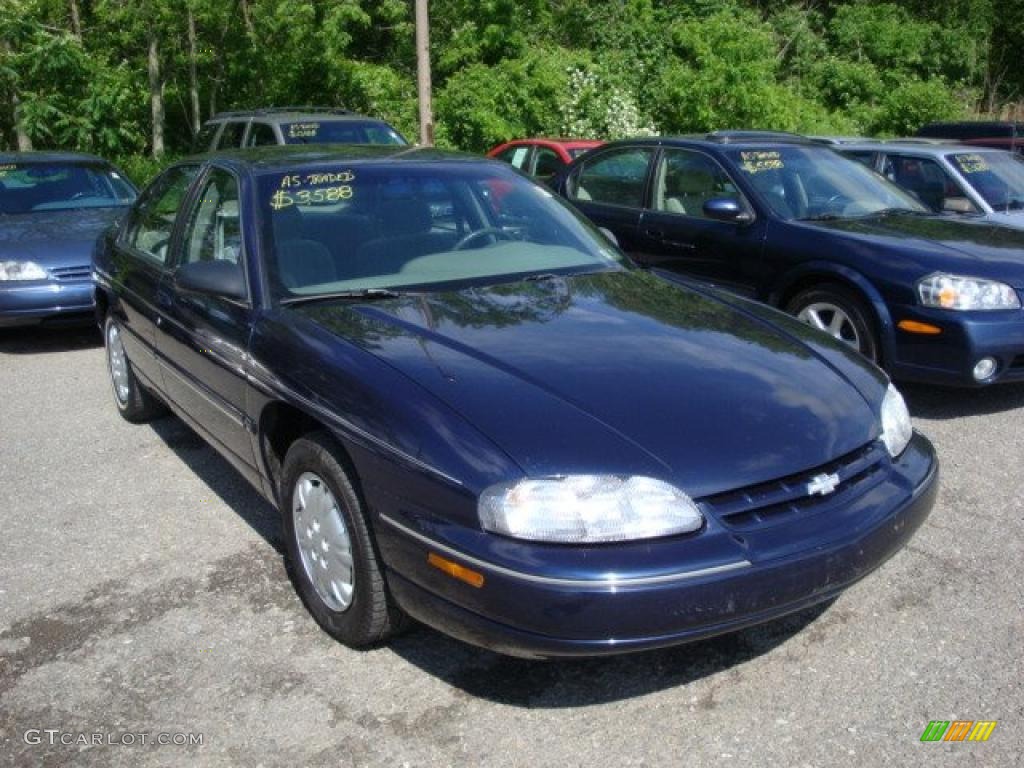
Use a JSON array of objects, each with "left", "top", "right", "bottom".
[
  {"left": 292, "top": 472, "right": 354, "bottom": 612},
  {"left": 106, "top": 323, "right": 131, "bottom": 405},
  {"left": 797, "top": 302, "right": 861, "bottom": 350}
]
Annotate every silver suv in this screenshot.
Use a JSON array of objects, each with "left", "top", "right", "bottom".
[{"left": 195, "top": 107, "right": 407, "bottom": 151}]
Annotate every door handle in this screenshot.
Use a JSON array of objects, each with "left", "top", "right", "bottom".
[{"left": 645, "top": 228, "right": 697, "bottom": 250}]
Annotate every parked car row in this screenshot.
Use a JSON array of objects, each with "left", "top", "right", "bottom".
[{"left": 4, "top": 111, "right": 1022, "bottom": 659}]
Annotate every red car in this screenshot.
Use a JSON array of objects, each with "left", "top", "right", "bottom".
[{"left": 487, "top": 138, "right": 604, "bottom": 181}]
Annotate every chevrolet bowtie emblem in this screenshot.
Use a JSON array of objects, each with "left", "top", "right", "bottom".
[{"left": 806, "top": 472, "right": 840, "bottom": 497}]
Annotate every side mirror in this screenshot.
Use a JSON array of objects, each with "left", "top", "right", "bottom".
[
  {"left": 599, "top": 227, "right": 619, "bottom": 247},
  {"left": 176, "top": 260, "right": 247, "bottom": 301},
  {"left": 943, "top": 196, "right": 974, "bottom": 214},
  {"left": 703, "top": 197, "right": 754, "bottom": 224}
]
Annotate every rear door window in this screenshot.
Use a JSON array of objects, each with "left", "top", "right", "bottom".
[
  {"left": 245, "top": 123, "right": 278, "bottom": 147},
  {"left": 570, "top": 147, "right": 655, "bottom": 208},
  {"left": 215, "top": 121, "right": 247, "bottom": 149},
  {"left": 533, "top": 147, "right": 564, "bottom": 179},
  {"left": 495, "top": 145, "right": 533, "bottom": 171}
]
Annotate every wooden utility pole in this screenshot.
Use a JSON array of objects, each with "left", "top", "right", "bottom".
[{"left": 414, "top": 0, "right": 433, "bottom": 146}]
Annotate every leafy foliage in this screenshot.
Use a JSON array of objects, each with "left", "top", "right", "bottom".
[{"left": 1, "top": 0, "right": 1021, "bottom": 175}]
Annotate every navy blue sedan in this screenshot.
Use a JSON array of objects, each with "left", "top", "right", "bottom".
[
  {"left": 0, "top": 152, "right": 136, "bottom": 328},
  {"left": 93, "top": 147, "right": 937, "bottom": 657},
  {"left": 552, "top": 133, "right": 1024, "bottom": 387}
]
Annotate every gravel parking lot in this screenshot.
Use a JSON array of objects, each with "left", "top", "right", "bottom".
[{"left": 1, "top": 325, "right": 1021, "bottom": 768}]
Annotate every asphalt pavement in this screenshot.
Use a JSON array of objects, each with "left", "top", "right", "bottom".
[{"left": 0, "top": 325, "right": 1021, "bottom": 767}]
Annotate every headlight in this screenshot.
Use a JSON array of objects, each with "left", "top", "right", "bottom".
[
  {"left": 0, "top": 260, "right": 49, "bottom": 281},
  {"left": 880, "top": 384, "right": 912, "bottom": 458},
  {"left": 478, "top": 475, "right": 703, "bottom": 543},
  {"left": 918, "top": 273, "right": 1020, "bottom": 310}
]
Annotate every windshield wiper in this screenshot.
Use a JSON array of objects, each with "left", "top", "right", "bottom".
[
  {"left": 280, "top": 288, "right": 405, "bottom": 307},
  {"left": 798, "top": 213, "right": 844, "bottom": 221},
  {"left": 869, "top": 207, "right": 930, "bottom": 217}
]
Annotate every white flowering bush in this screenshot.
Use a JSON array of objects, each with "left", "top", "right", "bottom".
[{"left": 559, "top": 67, "right": 656, "bottom": 139}]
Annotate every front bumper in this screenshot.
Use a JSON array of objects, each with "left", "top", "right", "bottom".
[
  {"left": 0, "top": 279, "right": 94, "bottom": 328},
  {"left": 889, "top": 304, "right": 1024, "bottom": 386},
  {"left": 380, "top": 433, "right": 938, "bottom": 658}
]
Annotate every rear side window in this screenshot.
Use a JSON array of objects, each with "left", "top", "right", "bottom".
[
  {"left": 534, "top": 147, "right": 564, "bottom": 178},
  {"left": 195, "top": 123, "right": 220, "bottom": 151},
  {"left": 571, "top": 147, "right": 654, "bottom": 208},
  {"left": 122, "top": 166, "right": 199, "bottom": 264},
  {"left": 844, "top": 151, "right": 877, "bottom": 169},
  {"left": 246, "top": 123, "right": 278, "bottom": 147},
  {"left": 495, "top": 145, "right": 532, "bottom": 171},
  {"left": 216, "top": 122, "right": 247, "bottom": 149}
]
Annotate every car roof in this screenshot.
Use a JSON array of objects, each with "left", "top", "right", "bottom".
[
  {"left": 594, "top": 133, "right": 823, "bottom": 152},
  {"left": 504, "top": 138, "right": 604, "bottom": 147},
  {"left": 207, "top": 108, "right": 384, "bottom": 124},
  {"left": 182, "top": 145, "right": 489, "bottom": 173},
  {"left": 0, "top": 150, "right": 111, "bottom": 165},
  {"left": 837, "top": 142, "right": 1001, "bottom": 156}
]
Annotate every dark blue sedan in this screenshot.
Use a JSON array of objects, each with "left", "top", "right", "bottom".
[
  {"left": 93, "top": 147, "right": 937, "bottom": 658},
  {"left": 552, "top": 133, "right": 1024, "bottom": 387},
  {"left": 0, "top": 152, "right": 136, "bottom": 328}
]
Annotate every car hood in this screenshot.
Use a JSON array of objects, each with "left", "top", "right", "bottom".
[
  {"left": 0, "top": 207, "right": 125, "bottom": 267},
  {"left": 983, "top": 210, "right": 1024, "bottom": 230},
  {"left": 802, "top": 213, "right": 1024, "bottom": 287},
  {"left": 297, "top": 271, "right": 882, "bottom": 498}
]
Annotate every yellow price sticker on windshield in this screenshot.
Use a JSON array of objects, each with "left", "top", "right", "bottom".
[
  {"left": 740, "top": 151, "right": 784, "bottom": 174},
  {"left": 955, "top": 154, "right": 990, "bottom": 174}
]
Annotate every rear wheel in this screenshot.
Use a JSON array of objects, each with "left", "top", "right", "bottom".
[
  {"left": 104, "top": 314, "right": 165, "bottom": 423},
  {"left": 281, "top": 432, "right": 408, "bottom": 647},
  {"left": 786, "top": 284, "right": 880, "bottom": 363}
]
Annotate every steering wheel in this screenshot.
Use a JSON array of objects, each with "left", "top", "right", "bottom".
[{"left": 453, "top": 228, "right": 515, "bottom": 250}]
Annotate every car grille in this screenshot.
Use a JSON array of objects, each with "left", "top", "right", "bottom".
[
  {"left": 50, "top": 265, "right": 92, "bottom": 282},
  {"left": 699, "top": 440, "right": 889, "bottom": 531}
]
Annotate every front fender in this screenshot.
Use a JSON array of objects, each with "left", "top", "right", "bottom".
[{"left": 768, "top": 261, "right": 897, "bottom": 367}]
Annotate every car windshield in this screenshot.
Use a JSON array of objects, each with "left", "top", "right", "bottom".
[
  {"left": 258, "top": 163, "right": 625, "bottom": 299},
  {"left": 281, "top": 121, "right": 407, "bottom": 146},
  {"left": 948, "top": 151, "right": 1024, "bottom": 211},
  {"left": 726, "top": 147, "right": 927, "bottom": 220},
  {"left": 0, "top": 162, "right": 135, "bottom": 214}
]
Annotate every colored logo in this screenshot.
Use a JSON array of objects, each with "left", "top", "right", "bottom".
[{"left": 920, "top": 721, "right": 997, "bottom": 742}]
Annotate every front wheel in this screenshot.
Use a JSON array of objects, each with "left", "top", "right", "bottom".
[
  {"left": 281, "top": 432, "right": 408, "bottom": 648},
  {"left": 786, "top": 284, "right": 880, "bottom": 363},
  {"left": 104, "top": 314, "right": 165, "bottom": 423}
]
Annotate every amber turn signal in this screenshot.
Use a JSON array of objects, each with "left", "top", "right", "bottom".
[
  {"left": 428, "top": 553, "right": 485, "bottom": 588},
  {"left": 897, "top": 319, "right": 942, "bottom": 335}
]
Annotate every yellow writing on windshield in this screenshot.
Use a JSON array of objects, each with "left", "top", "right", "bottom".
[
  {"left": 288, "top": 123, "right": 320, "bottom": 139},
  {"left": 740, "top": 151, "right": 784, "bottom": 174},
  {"left": 270, "top": 186, "right": 353, "bottom": 210},
  {"left": 955, "top": 154, "right": 990, "bottom": 174}
]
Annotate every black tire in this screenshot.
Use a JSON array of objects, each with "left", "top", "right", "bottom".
[
  {"left": 280, "top": 432, "right": 408, "bottom": 648},
  {"left": 785, "top": 283, "right": 880, "bottom": 363},
  {"left": 103, "top": 313, "right": 166, "bottom": 423}
]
